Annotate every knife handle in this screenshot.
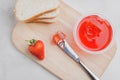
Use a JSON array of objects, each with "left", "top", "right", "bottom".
[{"left": 79, "top": 61, "right": 100, "bottom": 80}]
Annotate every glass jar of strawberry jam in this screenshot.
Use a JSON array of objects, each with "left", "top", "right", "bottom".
[{"left": 73, "top": 15, "right": 114, "bottom": 54}]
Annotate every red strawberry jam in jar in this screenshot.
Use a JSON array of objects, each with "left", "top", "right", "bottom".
[{"left": 73, "top": 15, "right": 114, "bottom": 54}]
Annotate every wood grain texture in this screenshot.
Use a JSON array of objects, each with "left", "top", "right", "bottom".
[{"left": 12, "top": 0, "right": 117, "bottom": 80}]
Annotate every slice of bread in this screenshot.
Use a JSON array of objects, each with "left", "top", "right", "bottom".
[
  {"left": 37, "top": 9, "right": 59, "bottom": 19},
  {"left": 15, "top": 0, "right": 60, "bottom": 22}
]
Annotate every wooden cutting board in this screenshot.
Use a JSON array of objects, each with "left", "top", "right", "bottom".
[{"left": 12, "top": 0, "right": 117, "bottom": 80}]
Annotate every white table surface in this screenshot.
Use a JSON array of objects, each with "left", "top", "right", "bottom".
[{"left": 0, "top": 0, "right": 120, "bottom": 80}]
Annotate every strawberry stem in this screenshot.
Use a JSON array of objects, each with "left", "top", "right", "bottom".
[{"left": 26, "top": 39, "right": 37, "bottom": 45}]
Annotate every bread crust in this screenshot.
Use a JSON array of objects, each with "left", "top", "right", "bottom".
[
  {"left": 35, "top": 9, "right": 59, "bottom": 19},
  {"left": 25, "top": 7, "right": 59, "bottom": 22},
  {"left": 31, "top": 21, "right": 54, "bottom": 24},
  {"left": 32, "top": 17, "right": 56, "bottom": 23},
  {"left": 30, "top": 8, "right": 58, "bottom": 22}
]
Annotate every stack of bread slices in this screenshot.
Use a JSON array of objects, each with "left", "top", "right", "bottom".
[{"left": 15, "top": 0, "right": 60, "bottom": 23}]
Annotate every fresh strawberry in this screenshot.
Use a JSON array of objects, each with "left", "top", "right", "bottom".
[{"left": 26, "top": 39, "right": 45, "bottom": 60}]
